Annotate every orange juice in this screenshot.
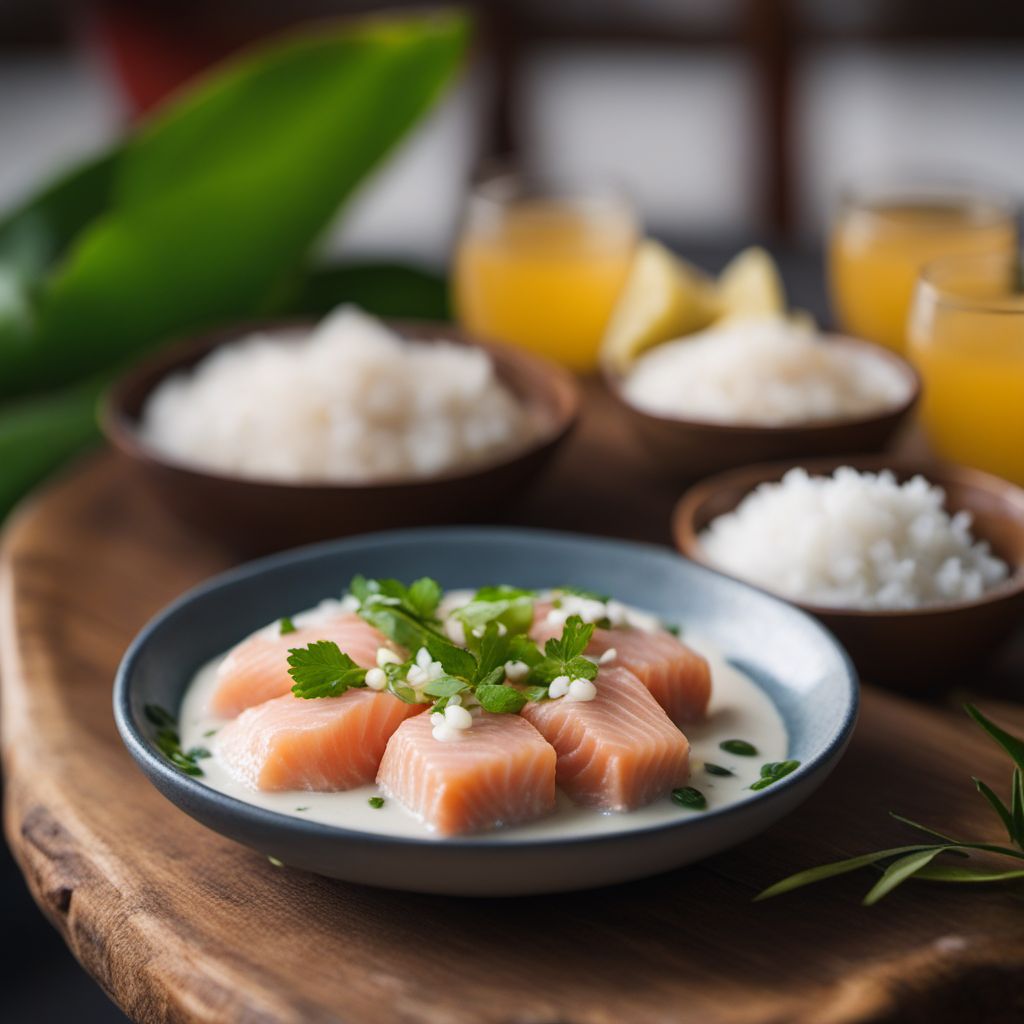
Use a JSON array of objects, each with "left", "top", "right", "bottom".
[
  {"left": 829, "top": 196, "right": 1016, "bottom": 353},
  {"left": 454, "top": 188, "right": 637, "bottom": 371},
  {"left": 908, "top": 252, "right": 1024, "bottom": 483}
]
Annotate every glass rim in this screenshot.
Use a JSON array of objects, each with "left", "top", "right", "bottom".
[
  {"left": 916, "top": 250, "right": 1024, "bottom": 315},
  {"left": 466, "top": 168, "right": 636, "bottom": 215},
  {"left": 837, "top": 175, "right": 1018, "bottom": 228}
]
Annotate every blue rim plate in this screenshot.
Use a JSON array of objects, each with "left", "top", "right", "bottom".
[{"left": 114, "top": 527, "right": 858, "bottom": 895}]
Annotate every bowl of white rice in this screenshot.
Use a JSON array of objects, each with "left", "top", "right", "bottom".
[
  {"left": 103, "top": 308, "right": 579, "bottom": 552},
  {"left": 674, "top": 456, "right": 1024, "bottom": 688},
  {"left": 606, "top": 317, "right": 920, "bottom": 480}
]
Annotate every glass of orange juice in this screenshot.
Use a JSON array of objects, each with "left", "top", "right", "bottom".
[
  {"left": 453, "top": 173, "right": 638, "bottom": 371},
  {"left": 908, "top": 250, "right": 1024, "bottom": 484},
  {"left": 828, "top": 182, "right": 1017, "bottom": 353}
]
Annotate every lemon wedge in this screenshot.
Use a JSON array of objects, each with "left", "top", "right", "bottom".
[
  {"left": 600, "top": 240, "right": 718, "bottom": 373},
  {"left": 716, "top": 246, "right": 786, "bottom": 321}
]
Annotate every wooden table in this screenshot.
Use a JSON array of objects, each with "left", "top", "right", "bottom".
[{"left": 3, "top": 383, "right": 1024, "bottom": 1024}]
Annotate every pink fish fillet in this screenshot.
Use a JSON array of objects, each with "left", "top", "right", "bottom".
[
  {"left": 376, "top": 712, "right": 557, "bottom": 835},
  {"left": 520, "top": 665, "right": 690, "bottom": 811},
  {"left": 215, "top": 690, "right": 424, "bottom": 791}
]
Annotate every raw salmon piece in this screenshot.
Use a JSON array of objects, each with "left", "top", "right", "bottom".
[
  {"left": 531, "top": 605, "right": 711, "bottom": 724},
  {"left": 210, "top": 613, "right": 396, "bottom": 718},
  {"left": 376, "top": 713, "right": 557, "bottom": 835},
  {"left": 215, "top": 690, "right": 424, "bottom": 791},
  {"left": 520, "top": 665, "right": 690, "bottom": 812}
]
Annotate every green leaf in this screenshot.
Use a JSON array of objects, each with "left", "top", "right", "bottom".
[
  {"left": 965, "top": 704, "right": 1024, "bottom": 775},
  {"left": 456, "top": 595, "right": 535, "bottom": 638},
  {"left": 0, "top": 12, "right": 469, "bottom": 397},
  {"left": 888, "top": 811, "right": 964, "bottom": 845},
  {"left": 970, "top": 779, "right": 1016, "bottom": 845},
  {"left": 755, "top": 845, "right": 943, "bottom": 901},
  {"left": 279, "top": 616, "right": 297, "bottom": 636},
  {"left": 506, "top": 634, "right": 543, "bottom": 668},
  {"left": 1013, "top": 769, "right": 1024, "bottom": 848},
  {"left": 283, "top": 261, "right": 450, "bottom": 321},
  {"left": 750, "top": 760, "right": 800, "bottom": 791},
  {"left": 421, "top": 676, "right": 468, "bottom": 698},
  {"left": 671, "top": 787, "right": 707, "bottom": 811},
  {"left": 368, "top": 796, "right": 385, "bottom": 809},
  {"left": 144, "top": 704, "right": 177, "bottom": 728},
  {"left": 406, "top": 577, "right": 442, "bottom": 620},
  {"left": 288, "top": 640, "right": 367, "bottom": 698},
  {"left": 475, "top": 684, "right": 528, "bottom": 714},
  {"left": 863, "top": 848, "right": 945, "bottom": 905},
  {"left": 0, "top": 375, "right": 105, "bottom": 518},
  {"left": 544, "top": 615, "right": 594, "bottom": 663},
  {"left": 720, "top": 739, "right": 758, "bottom": 757},
  {"left": 425, "top": 634, "right": 477, "bottom": 680},
  {"left": 704, "top": 763, "right": 734, "bottom": 777},
  {"left": 912, "top": 863, "right": 1024, "bottom": 884}
]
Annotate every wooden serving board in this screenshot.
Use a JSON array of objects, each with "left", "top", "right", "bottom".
[{"left": 4, "top": 385, "right": 1024, "bottom": 1024}]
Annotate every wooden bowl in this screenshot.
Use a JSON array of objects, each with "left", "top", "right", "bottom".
[
  {"left": 673, "top": 456, "right": 1024, "bottom": 689},
  {"left": 605, "top": 336, "right": 920, "bottom": 481},
  {"left": 102, "top": 321, "right": 580, "bottom": 554}
]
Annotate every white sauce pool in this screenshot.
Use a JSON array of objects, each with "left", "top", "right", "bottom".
[{"left": 179, "top": 611, "right": 788, "bottom": 841}]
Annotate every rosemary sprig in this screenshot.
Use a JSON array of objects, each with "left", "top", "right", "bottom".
[{"left": 757, "top": 704, "right": 1024, "bottom": 904}]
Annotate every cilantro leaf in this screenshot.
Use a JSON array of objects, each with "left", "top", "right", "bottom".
[
  {"left": 425, "top": 633, "right": 477, "bottom": 679},
  {"left": 455, "top": 595, "right": 535, "bottom": 638},
  {"left": 476, "top": 684, "right": 528, "bottom": 714},
  {"left": 406, "top": 577, "right": 442, "bottom": 620},
  {"left": 421, "top": 676, "right": 469, "bottom": 698},
  {"left": 288, "top": 641, "right": 368, "bottom": 699},
  {"left": 530, "top": 615, "right": 598, "bottom": 684}
]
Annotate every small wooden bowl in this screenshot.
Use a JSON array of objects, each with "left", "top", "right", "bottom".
[
  {"left": 605, "top": 336, "right": 920, "bottom": 481},
  {"left": 102, "top": 321, "right": 580, "bottom": 554},
  {"left": 673, "top": 456, "right": 1024, "bottom": 689}
]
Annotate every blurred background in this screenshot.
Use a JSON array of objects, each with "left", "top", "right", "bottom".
[{"left": 2, "top": 1, "right": 1023, "bottom": 1019}]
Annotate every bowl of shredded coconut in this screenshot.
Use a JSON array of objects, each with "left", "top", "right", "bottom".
[
  {"left": 103, "top": 307, "right": 579, "bottom": 551},
  {"left": 674, "top": 457, "right": 1024, "bottom": 686},
  {"left": 607, "top": 316, "right": 919, "bottom": 479}
]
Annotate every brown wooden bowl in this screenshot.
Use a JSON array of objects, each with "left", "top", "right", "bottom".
[
  {"left": 673, "top": 455, "right": 1024, "bottom": 690},
  {"left": 102, "top": 320, "right": 580, "bottom": 554},
  {"left": 604, "top": 335, "right": 920, "bottom": 481}
]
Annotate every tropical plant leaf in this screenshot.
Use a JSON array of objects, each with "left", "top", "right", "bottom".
[
  {"left": 284, "top": 261, "right": 450, "bottom": 320},
  {"left": 0, "top": 376, "right": 104, "bottom": 516},
  {"left": 0, "top": 11, "right": 468, "bottom": 397}
]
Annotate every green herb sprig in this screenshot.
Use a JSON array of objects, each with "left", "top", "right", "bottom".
[
  {"left": 758, "top": 705, "right": 1024, "bottom": 905},
  {"left": 145, "top": 704, "right": 205, "bottom": 776},
  {"left": 290, "top": 578, "right": 593, "bottom": 715}
]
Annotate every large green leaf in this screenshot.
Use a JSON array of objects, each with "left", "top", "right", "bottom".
[
  {"left": 0, "top": 376, "right": 104, "bottom": 516},
  {"left": 0, "top": 11, "right": 468, "bottom": 397}
]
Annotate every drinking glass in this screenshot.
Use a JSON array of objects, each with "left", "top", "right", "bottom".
[
  {"left": 453, "top": 173, "right": 638, "bottom": 372},
  {"left": 828, "top": 181, "right": 1017, "bottom": 353},
  {"left": 908, "top": 250, "right": 1024, "bottom": 483}
]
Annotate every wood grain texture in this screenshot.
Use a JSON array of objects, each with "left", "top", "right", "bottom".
[{"left": 3, "top": 381, "right": 1024, "bottom": 1024}]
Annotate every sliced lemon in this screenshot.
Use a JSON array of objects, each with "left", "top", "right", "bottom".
[
  {"left": 716, "top": 246, "right": 786, "bottom": 321},
  {"left": 600, "top": 240, "right": 718, "bottom": 373}
]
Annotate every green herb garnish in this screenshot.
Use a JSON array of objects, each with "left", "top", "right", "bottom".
[
  {"left": 750, "top": 760, "right": 800, "bottom": 790},
  {"left": 296, "top": 806, "right": 310, "bottom": 812},
  {"left": 672, "top": 786, "right": 707, "bottom": 811},
  {"left": 203, "top": 728, "right": 218, "bottom": 738},
  {"left": 288, "top": 641, "right": 368, "bottom": 698},
  {"left": 279, "top": 616, "right": 297, "bottom": 635},
  {"left": 368, "top": 796, "right": 385, "bottom": 809},
  {"left": 530, "top": 615, "right": 598, "bottom": 685},
  {"left": 720, "top": 739, "right": 758, "bottom": 757},
  {"left": 704, "top": 762, "right": 734, "bottom": 777},
  {"left": 758, "top": 705, "right": 1024, "bottom": 905},
  {"left": 145, "top": 704, "right": 204, "bottom": 776}
]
